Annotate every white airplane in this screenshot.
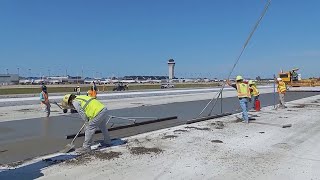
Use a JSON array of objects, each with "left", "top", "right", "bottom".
[
  {"left": 148, "top": 79, "right": 162, "bottom": 83},
  {"left": 120, "top": 79, "right": 137, "bottom": 83},
  {"left": 100, "top": 79, "right": 112, "bottom": 84},
  {"left": 19, "top": 79, "right": 33, "bottom": 84}
]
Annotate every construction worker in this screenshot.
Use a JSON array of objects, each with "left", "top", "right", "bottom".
[
  {"left": 76, "top": 86, "right": 81, "bottom": 95},
  {"left": 277, "top": 78, "right": 287, "bottom": 108},
  {"left": 92, "top": 81, "right": 97, "bottom": 91},
  {"left": 40, "top": 85, "right": 50, "bottom": 117},
  {"left": 249, "top": 80, "right": 260, "bottom": 110},
  {"left": 62, "top": 94, "right": 111, "bottom": 153},
  {"left": 87, "top": 86, "right": 97, "bottom": 99},
  {"left": 227, "top": 76, "right": 251, "bottom": 123}
]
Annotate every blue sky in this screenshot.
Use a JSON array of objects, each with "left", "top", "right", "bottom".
[{"left": 0, "top": 0, "right": 319, "bottom": 78}]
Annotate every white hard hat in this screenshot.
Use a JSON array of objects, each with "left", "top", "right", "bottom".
[
  {"left": 236, "top": 75, "right": 243, "bottom": 81},
  {"left": 277, "top": 78, "right": 282, "bottom": 81}
]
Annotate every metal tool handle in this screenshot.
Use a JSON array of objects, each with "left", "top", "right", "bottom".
[
  {"left": 53, "top": 101, "right": 63, "bottom": 110},
  {"left": 108, "top": 115, "right": 136, "bottom": 123},
  {"left": 273, "top": 74, "right": 276, "bottom": 109},
  {"left": 70, "top": 123, "right": 86, "bottom": 144}
]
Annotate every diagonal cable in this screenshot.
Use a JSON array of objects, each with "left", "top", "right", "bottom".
[{"left": 198, "top": 0, "right": 272, "bottom": 117}]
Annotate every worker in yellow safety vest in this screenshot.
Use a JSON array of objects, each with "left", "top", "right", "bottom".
[
  {"left": 62, "top": 94, "right": 111, "bottom": 153},
  {"left": 277, "top": 78, "right": 287, "bottom": 108},
  {"left": 87, "top": 86, "right": 97, "bottom": 99},
  {"left": 249, "top": 80, "right": 260, "bottom": 110},
  {"left": 227, "top": 76, "right": 251, "bottom": 123},
  {"left": 40, "top": 85, "right": 51, "bottom": 117}
]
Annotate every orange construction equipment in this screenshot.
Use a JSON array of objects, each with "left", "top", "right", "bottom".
[{"left": 278, "top": 68, "right": 320, "bottom": 87}]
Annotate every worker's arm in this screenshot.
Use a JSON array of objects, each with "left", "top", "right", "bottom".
[
  {"left": 226, "top": 79, "right": 231, "bottom": 86},
  {"left": 72, "top": 101, "right": 89, "bottom": 122},
  {"left": 226, "top": 80, "right": 237, "bottom": 89}
]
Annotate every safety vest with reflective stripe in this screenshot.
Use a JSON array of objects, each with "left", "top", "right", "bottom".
[
  {"left": 277, "top": 81, "right": 286, "bottom": 94},
  {"left": 75, "top": 95, "right": 105, "bottom": 120},
  {"left": 41, "top": 91, "right": 49, "bottom": 105},
  {"left": 236, "top": 83, "right": 251, "bottom": 98},
  {"left": 250, "top": 85, "right": 260, "bottom": 97}
]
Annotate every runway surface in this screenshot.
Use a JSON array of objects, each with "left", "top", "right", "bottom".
[
  {"left": 0, "top": 91, "right": 319, "bottom": 164},
  {"left": 0, "top": 86, "right": 272, "bottom": 107}
]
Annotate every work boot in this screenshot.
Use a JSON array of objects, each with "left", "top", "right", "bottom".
[
  {"left": 98, "top": 142, "right": 112, "bottom": 148},
  {"left": 278, "top": 105, "right": 287, "bottom": 109},
  {"left": 76, "top": 147, "right": 91, "bottom": 154},
  {"left": 242, "top": 120, "right": 249, "bottom": 124}
]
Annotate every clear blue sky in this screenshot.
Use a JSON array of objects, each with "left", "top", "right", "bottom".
[{"left": 0, "top": 0, "right": 319, "bottom": 78}]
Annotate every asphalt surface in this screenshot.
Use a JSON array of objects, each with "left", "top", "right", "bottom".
[{"left": 0, "top": 91, "right": 319, "bottom": 164}]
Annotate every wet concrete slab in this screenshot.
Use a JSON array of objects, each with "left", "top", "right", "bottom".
[{"left": 0, "top": 91, "right": 319, "bottom": 164}]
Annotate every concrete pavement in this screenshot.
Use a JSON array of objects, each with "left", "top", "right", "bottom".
[
  {"left": 1, "top": 93, "right": 320, "bottom": 179},
  {"left": 0, "top": 90, "right": 319, "bottom": 164}
]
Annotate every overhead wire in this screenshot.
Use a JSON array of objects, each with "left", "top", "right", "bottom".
[{"left": 198, "top": 0, "right": 272, "bottom": 117}]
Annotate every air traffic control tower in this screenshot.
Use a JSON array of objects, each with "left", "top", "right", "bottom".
[{"left": 168, "top": 59, "right": 175, "bottom": 80}]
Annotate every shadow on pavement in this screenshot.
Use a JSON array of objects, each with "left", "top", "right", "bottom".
[
  {"left": 0, "top": 138, "right": 127, "bottom": 180},
  {"left": 0, "top": 154, "right": 77, "bottom": 180}
]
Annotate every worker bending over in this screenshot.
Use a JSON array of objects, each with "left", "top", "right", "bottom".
[
  {"left": 249, "top": 80, "right": 260, "bottom": 110},
  {"left": 227, "top": 76, "right": 251, "bottom": 123},
  {"left": 87, "top": 86, "right": 97, "bottom": 99},
  {"left": 277, "top": 78, "right": 287, "bottom": 108},
  {"left": 62, "top": 94, "right": 111, "bottom": 153},
  {"left": 40, "top": 85, "right": 51, "bottom": 117}
]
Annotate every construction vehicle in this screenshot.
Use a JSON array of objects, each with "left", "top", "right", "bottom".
[
  {"left": 113, "top": 83, "right": 128, "bottom": 91},
  {"left": 278, "top": 68, "right": 319, "bottom": 87}
]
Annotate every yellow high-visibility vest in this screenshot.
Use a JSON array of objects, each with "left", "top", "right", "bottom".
[
  {"left": 277, "top": 82, "right": 286, "bottom": 94},
  {"left": 250, "top": 85, "right": 260, "bottom": 97},
  {"left": 236, "top": 83, "right": 251, "bottom": 98},
  {"left": 75, "top": 95, "right": 105, "bottom": 120}
]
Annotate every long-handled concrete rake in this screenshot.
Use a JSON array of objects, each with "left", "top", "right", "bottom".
[
  {"left": 60, "top": 122, "right": 86, "bottom": 153},
  {"left": 52, "top": 101, "right": 69, "bottom": 113},
  {"left": 61, "top": 116, "right": 114, "bottom": 153}
]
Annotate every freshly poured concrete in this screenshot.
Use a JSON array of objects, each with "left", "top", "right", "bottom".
[
  {"left": 0, "top": 86, "right": 274, "bottom": 122},
  {"left": 37, "top": 95, "right": 320, "bottom": 180},
  {"left": 0, "top": 91, "right": 319, "bottom": 164}
]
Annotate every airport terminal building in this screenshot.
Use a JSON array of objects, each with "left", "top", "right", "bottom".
[{"left": 0, "top": 74, "right": 19, "bottom": 85}]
